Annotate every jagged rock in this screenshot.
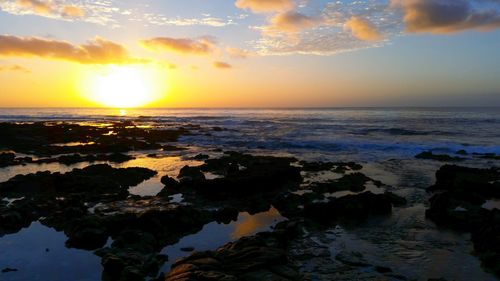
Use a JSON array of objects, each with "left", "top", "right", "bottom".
[
  {"left": 165, "top": 222, "right": 303, "bottom": 281},
  {"left": 415, "top": 151, "right": 465, "bottom": 162},
  {"left": 304, "top": 192, "right": 392, "bottom": 223},
  {"left": 426, "top": 165, "right": 500, "bottom": 277}
]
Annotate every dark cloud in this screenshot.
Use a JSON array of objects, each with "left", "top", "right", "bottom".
[
  {"left": 392, "top": 0, "right": 500, "bottom": 33},
  {"left": 0, "top": 35, "right": 136, "bottom": 64}
]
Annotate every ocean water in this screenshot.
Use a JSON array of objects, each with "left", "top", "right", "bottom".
[
  {"left": 1, "top": 107, "right": 500, "bottom": 281},
  {"left": 0, "top": 107, "right": 499, "bottom": 162}
]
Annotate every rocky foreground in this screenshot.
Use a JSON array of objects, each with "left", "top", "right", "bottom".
[{"left": 0, "top": 122, "right": 499, "bottom": 281}]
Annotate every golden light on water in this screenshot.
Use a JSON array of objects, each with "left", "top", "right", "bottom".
[{"left": 80, "top": 65, "right": 168, "bottom": 108}]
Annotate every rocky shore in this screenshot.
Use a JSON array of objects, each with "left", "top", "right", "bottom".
[{"left": 1, "top": 121, "right": 499, "bottom": 281}]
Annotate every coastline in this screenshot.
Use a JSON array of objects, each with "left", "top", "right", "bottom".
[{"left": 0, "top": 110, "right": 499, "bottom": 281}]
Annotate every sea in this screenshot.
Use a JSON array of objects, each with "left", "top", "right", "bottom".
[
  {"left": 1, "top": 107, "right": 499, "bottom": 281},
  {"left": 0, "top": 107, "right": 499, "bottom": 161}
]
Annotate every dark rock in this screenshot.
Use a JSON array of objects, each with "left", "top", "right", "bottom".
[
  {"left": 178, "top": 165, "right": 206, "bottom": 182},
  {"left": 186, "top": 152, "right": 302, "bottom": 199},
  {"left": 426, "top": 191, "right": 489, "bottom": 231},
  {"left": 0, "top": 122, "right": 188, "bottom": 156},
  {"left": 162, "top": 145, "right": 186, "bottom": 151},
  {"left": 304, "top": 192, "right": 392, "bottom": 223},
  {"left": 427, "top": 165, "right": 500, "bottom": 198},
  {"left": 375, "top": 266, "right": 392, "bottom": 273},
  {"left": 311, "top": 172, "right": 374, "bottom": 194},
  {"left": 415, "top": 151, "right": 465, "bottom": 162},
  {"left": 193, "top": 154, "right": 210, "bottom": 160},
  {"left": 299, "top": 161, "right": 335, "bottom": 172},
  {"left": 426, "top": 165, "right": 500, "bottom": 277},
  {"left": 335, "top": 251, "right": 369, "bottom": 266},
  {"left": 160, "top": 176, "right": 179, "bottom": 188},
  {"left": 384, "top": 192, "right": 407, "bottom": 207},
  {"left": 0, "top": 152, "right": 16, "bottom": 167},
  {"left": 1, "top": 268, "right": 18, "bottom": 273},
  {"left": 0, "top": 200, "right": 39, "bottom": 236},
  {"left": 299, "top": 161, "right": 363, "bottom": 173},
  {"left": 215, "top": 207, "right": 239, "bottom": 224},
  {"left": 478, "top": 153, "right": 500, "bottom": 160},
  {"left": 471, "top": 211, "right": 500, "bottom": 276},
  {"left": 66, "top": 226, "right": 108, "bottom": 250},
  {"left": 107, "top": 153, "right": 135, "bottom": 163},
  {"left": 180, "top": 247, "right": 195, "bottom": 252},
  {"left": 0, "top": 164, "right": 157, "bottom": 199},
  {"left": 165, "top": 225, "right": 302, "bottom": 281}
]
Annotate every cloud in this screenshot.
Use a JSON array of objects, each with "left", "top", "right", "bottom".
[
  {"left": 12, "top": 0, "right": 85, "bottom": 18},
  {"left": 142, "top": 14, "right": 236, "bottom": 27},
  {"left": 253, "top": 1, "right": 399, "bottom": 56},
  {"left": 235, "top": 0, "right": 294, "bottom": 13},
  {"left": 0, "top": 64, "right": 31, "bottom": 73},
  {"left": 391, "top": 0, "right": 500, "bottom": 33},
  {"left": 226, "top": 47, "right": 253, "bottom": 58},
  {"left": 61, "top": 5, "right": 86, "bottom": 18},
  {"left": 214, "top": 61, "right": 232, "bottom": 69},
  {"left": 0, "top": 0, "right": 117, "bottom": 26},
  {"left": 0, "top": 35, "right": 137, "bottom": 64},
  {"left": 140, "top": 37, "right": 217, "bottom": 55},
  {"left": 344, "top": 16, "right": 383, "bottom": 41},
  {"left": 15, "top": 0, "right": 50, "bottom": 14},
  {"left": 255, "top": 32, "right": 380, "bottom": 56},
  {"left": 265, "top": 11, "right": 320, "bottom": 34}
]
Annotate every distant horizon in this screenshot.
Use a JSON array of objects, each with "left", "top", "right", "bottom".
[{"left": 1, "top": 106, "right": 500, "bottom": 110}]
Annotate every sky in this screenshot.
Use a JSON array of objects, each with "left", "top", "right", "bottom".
[{"left": 0, "top": 0, "right": 499, "bottom": 108}]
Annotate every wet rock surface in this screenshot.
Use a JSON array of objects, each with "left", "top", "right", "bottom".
[
  {"left": 2, "top": 120, "right": 498, "bottom": 281},
  {"left": 415, "top": 151, "right": 465, "bottom": 162},
  {"left": 1, "top": 145, "right": 407, "bottom": 281},
  {"left": 159, "top": 152, "right": 304, "bottom": 214},
  {"left": 0, "top": 122, "right": 188, "bottom": 157},
  {"left": 164, "top": 221, "right": 303, "bottom": 281},
  {"left": 426, "top": 165, "right": 500, "bottom": 276}
]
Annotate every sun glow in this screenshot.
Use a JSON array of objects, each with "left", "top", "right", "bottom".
[{"left": 81, "top": 65, "right": 167, "bottom": 108}]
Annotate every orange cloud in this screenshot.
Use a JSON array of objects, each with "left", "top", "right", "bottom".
[
  {"left": 266, "top": 11, "right": 320, "bottom": 34},
  {"left": 15, "top": 0, "right": 50, "bottom": 14},
  {"left": 13, "top": 0, "right": 85, "bottom": 18},
  {"left": 140, "top": 37, "right": 216, "bottom": 55},
  {"left": 0, "top": 35, "right": 136, "bottom": 64},
  {"left": 344, "top": 16, "right": 383, "bottom": 42},
  {"left": 214, "top": 61, "right": 232, "bottom": 69},
  {"left": 235, "top": 0, "right": 294, "bottom": 13},
  {"left": 392, "top": 0, "right": 500, "bottom": 33},
  {"left": 61, "top": 5, "right": 85, "bottom": 18}
]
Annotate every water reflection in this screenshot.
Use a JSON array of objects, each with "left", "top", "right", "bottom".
[
  {"left": 0, "top": 222, "right": 102, "bottom": 281},
  {"left": 231, "top": 207, "right": 284, "bottom": 239},
  {"left": 159, "top": 207, "right": 284, "bottom": 272},
  {"left": 122, "top": 156, "right": 203, "bottom": 197}
]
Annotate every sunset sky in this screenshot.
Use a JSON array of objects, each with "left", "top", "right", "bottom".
[{"left": 1, "top": 0, "right": 499, "bottom": 107}]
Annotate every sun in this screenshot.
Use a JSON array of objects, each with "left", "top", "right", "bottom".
[{"left": 82, "top": 65, "right": 167, "bottom": 108}]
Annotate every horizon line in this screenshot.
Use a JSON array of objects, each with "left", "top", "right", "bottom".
[{"left": 0, "top": 106, "right": 500, "bottom": 110}]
